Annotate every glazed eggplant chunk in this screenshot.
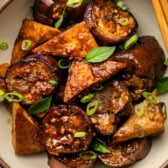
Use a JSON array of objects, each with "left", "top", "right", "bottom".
[
  {"left": 98, "top": 138, "right": 152, "bottom": 168},
  {"left": 84, "top": 0, "right": 137, "bottom": 44},
  {"left": 5, "top": 58, "right": 57, "bottom": 104},
  {"left": 33, "top": 0, "right": 87, "bottom": 26},
  {"left": 42, "top": 105, "right": 93, "bottom": 155},
  {"left": 64, "top": 60, "right": 126, "bottom": 102},
  {"left": 112, "top": 46, "right": 155, "bottom": 101},
  {"left": 90, "top": 81, "right": 132, "bottom": 135},
  {"left": 48, "top": 154, "right": 96, "bottom": 168},
  {"left": 138, "top": 36, "right": 166, "bottom": 78}
]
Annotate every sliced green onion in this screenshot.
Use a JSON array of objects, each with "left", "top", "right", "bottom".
[
  {"left": 66, "top": 0, "right": 83, "bottom": 8},
  {"left": 133, "top": 124, "right": 144, "bottom": 138},
  {"left": 86, "top": 100, "right": 99, "bottom": 116},
  {"left": 80, "top": 93, "right": 94, "bottom": 103},
  {"left": 4, "top": 92, "right": 24, "bottom": 102},
  {"left": 161, "top": 102, "right": 167, "bottom": 119},
  {"left": 49, "top": 80, "right": 58, "bottom": 86},
  {"left": 164, "top": 58, "right": 168, "bottom": 66},
  {"left": 147, "top": 103, "right": 156, "bottom": 120},
  {"left": 58, "top": 59, "right": 70, "bottom": 69},
  {"left": 0, "top": 89, "right": 5, "bottom": 102},
  {"left": 0, "top": 40, "right": 8, "bottom": 50},
  {"left": 55, "top": 10, "right": 66, "bottom": 29},
  {"left": 134, "top": 102, "right": 146, "bottom": 118},
  {"left": 92, "top": 139, "right": 111, "bottom": 153},
  {"left": 79, "top": 151, "right": 97, "bottom": 160},
  {"left": 116, "top": 0, "right": 128, "bottom": 11},
  {"left": 21, "top": 40, "right": 32, "bottom": 51},
  {"left": 93, "top": 85, "right": 104, "bottom": 91},
  {"left": 74, "top": 131, "right": 86, "bottom": 137},
  {"left": 123, "top": 34, "right": 138, "bottom": 50},
  {"left": 118, "top": 18, "right": 129, "bottom": 26},
  {"left": 142, "top": 92, "right": 160, "bottom": 104}
]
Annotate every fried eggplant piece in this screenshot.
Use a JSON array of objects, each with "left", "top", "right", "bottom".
[
  {"left": 11, "top": 18, "right": 61, "bottom": 63},
  {"left": 138, "top": 36, "right": 166, "bottom": 78},
  {"left": 99, "top": 138, "right": 152, "bottom": 167},
  {"left": 33, "top": 0, "right": 87, "bottom": 26},
  {"left": 5, "top": 58, "right": 57, "bottom": 105},
  {"left": 32, "top": 22, "right": 98, "bottom": 60},
  {"left": 90, "top": 81, "right": 132, "bottom": 136},
  {"left": 113, "top": 92, "right": 165, "bottom": 143},
  {"left": 48, "top": 154, "right": 96, "bottom": 168},
  {"left": 42, "top": 105, "right": 93, "bottom": 155},
  {"left": 112, "top": 46, "right": 155, "bottom": 101},
  {"left": 84, "top": 0, "right": 137, "bottom": 44},
  {"left": 64, "top": 60, "right": 126, "bottom": 103},
  {"left": 12, "top": 102, "right": 45, "bottom": 154}
]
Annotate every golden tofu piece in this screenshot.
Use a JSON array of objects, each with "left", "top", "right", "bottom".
[
  {"left": 113, "top": 91, "right": 165, "bottom": 143},
  {"left": 32, "top": 21, "right": 98, "bottom": 60},
  {"left": 12, "top": 103, "right": 45, "bottom": 154},
  {"left": 64, "top": 60, "right": 126, "bottom": 102},
  {"left": 0, "top": 63, "right": 9, "bottom": 78},
  {"left": 11, "top": 18, "right": 61, "bottom": 63}
]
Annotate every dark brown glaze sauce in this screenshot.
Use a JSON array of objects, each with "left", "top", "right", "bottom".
[
  {"left": 90, "top": 81, "right": 132, "bottom": 135},
  {"left": 5, "top": 58, "right": 56, "bottom": 104},
  {"left": 43, "top": 105, "right": 93, "bottom": 155},
  {"left": 84, "top": 0, "right": 137, "bottom": 44}
]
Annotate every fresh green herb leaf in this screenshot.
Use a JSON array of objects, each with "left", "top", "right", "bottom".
[
  {"left": 55, "top": 10, "right": 66, "bottom": 29},
  {"left": 164, "top": 58, "right": 168, "bottom": 66},
  {"left": 156, "top": 77, "right": 168, "bottom": 94},
  {"left": 92, "top": 139, "right": 111, "bottom": 153},
  {"left": 66, "top": 0, "right": 83, "bottom": 8},
  {"left": 28, "top": 96, "right": 52, "bottom": 114},
  {"left": 85, "top": 46, "right": 116, "bottom": 63},
  {"left": 0, "top": 40, "right": 8, "bottom": 50}
]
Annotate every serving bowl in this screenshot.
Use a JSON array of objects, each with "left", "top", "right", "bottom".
[{"left": 0, "top": 0, "right": 167, "bottom": 167}]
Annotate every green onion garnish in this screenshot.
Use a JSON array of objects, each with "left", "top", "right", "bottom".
[
  {"left": 134, "top": 102, "right": 146, "bottom": 118},
  {"left": 142, "top": 92, "right": 160, "bottom": 104},
  {"left": 4, "top": 92, "right": 24, "bottom": 102},
  {"left": 93, "top": 85, "right": 104, "bottom": 91},
  {"left": 66, "top": 0, "right": 83, "bottom": 8},
  {"left": 21, "top": 40, "right": 32, "bottom": 51},
  {"left": 123, "top": 34, "right": 139, "bottom": 50},
  {"left": 80, "top": 93, "right": 94, "bottom": 103},
  {"left": 133, "top": 124, "right": 144, "bottom": 138},
  {"left": 58, "top": 59, "right": 70, "bottom": 69},
  {"left": 86, "top": 100, "right": 99, "bottom": 116},
  {"left": 116, "top": 0, "right": 128, "bottom": 11},
  {"left": 164, "top": 58, "right": 168, "bottom": 66},
  {"left": 0, "top": 40, "right": 8, "bottom": 50},
  {"left": 0, "top": 89, "right": 5, "bottom": 102},
  {"left": 118, "top": 18, "right": 129, "bottom": 26},
  {"left": 79, "top": 151, "right": 97, "bottom": 160},
  {"left": 49, "top": 80, "right": 58, "bottom": 86},
  {"left": 74, "top": 131, "right": 86, "bottom": 137}
]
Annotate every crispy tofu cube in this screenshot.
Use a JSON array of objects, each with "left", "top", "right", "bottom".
[
  {"left": 113, "top": 92, "right": 165, "bottom": 143},
  {"left": 32, "top": 21, "right": 98, "bottom": 60},
  {"left": 11, "top": 18, "right": 61, "bottom": 63},
  {"left": 12, "top": 103, "right": 45, "bottom": 154},
  {"left": 0, "top": 63, "right": 9, "bottom": 78},
  {"left": 64, "top": 60, "right": 126, "bottom": 102}
]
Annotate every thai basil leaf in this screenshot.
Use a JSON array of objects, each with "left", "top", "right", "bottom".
[
  {"left": 156, "top": 77, "right": 168, "bottom": 94},
  {"left": 55, "top": 10, "right": 66, "bottom": 29},
  {"left": 85, "top": 46, "right": 116, "bottom": 63},
  {"left": 28, "top": 96, "right": 52, "bottom": 114},
  {"left": 91, "top": 139, "right": 111, "bottom": 153}
]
